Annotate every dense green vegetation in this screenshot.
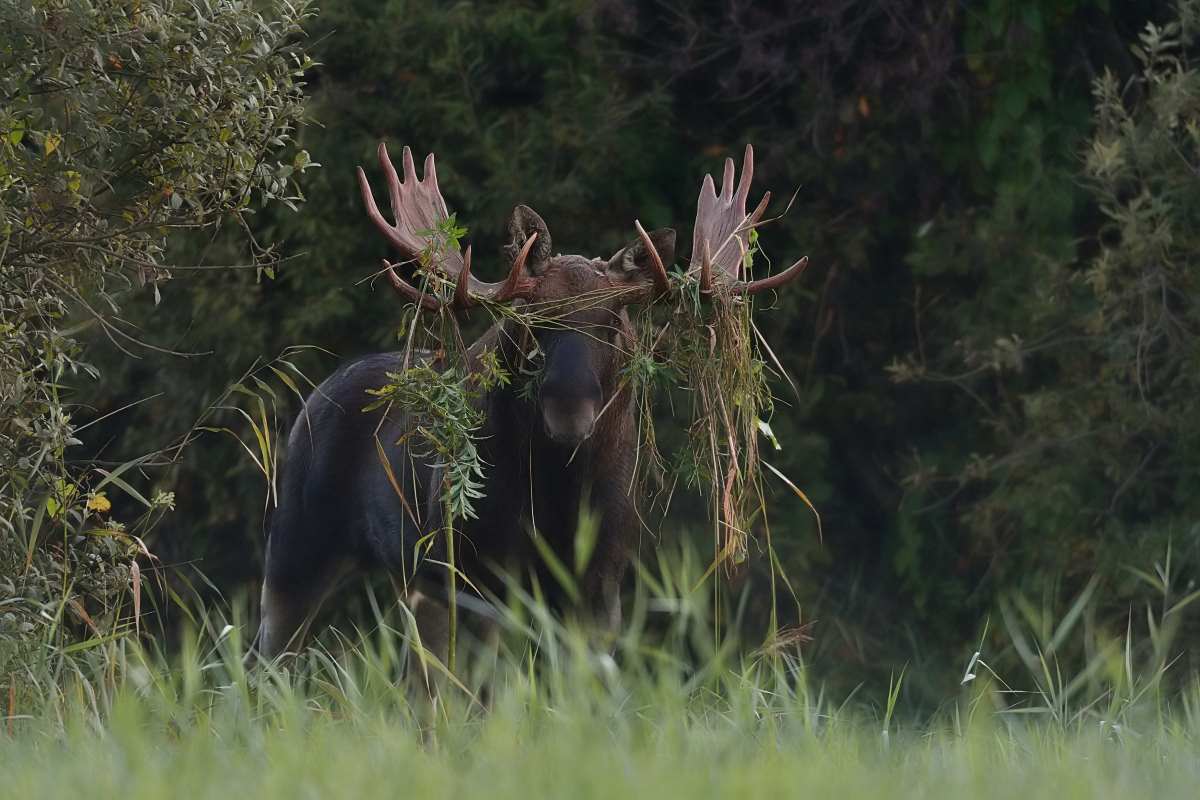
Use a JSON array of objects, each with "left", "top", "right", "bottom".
[
  {"left": 1, "top": 0, "right": 312, "bottom": 671},
  {"left": 4, "top": 0, "right": 1200, "bottom": 751}
]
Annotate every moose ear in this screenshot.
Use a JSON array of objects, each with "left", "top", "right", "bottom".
[
  {"left": 607, "top": 228, "right": 676, "bottom": 280},
  {"left": 504, "top": 204, "right": 553, "bottom": 275}
]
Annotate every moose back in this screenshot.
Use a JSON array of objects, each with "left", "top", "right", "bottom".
[{"left": 254, "top": 143, "right": 807, "bottom": 658}]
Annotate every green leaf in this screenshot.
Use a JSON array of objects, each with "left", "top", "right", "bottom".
[
  {"left": 530, "top": 527, "right": 579, "bottom": 603},
  {"left": 756, "top": 418, "right": 782, "bottom": 451}
]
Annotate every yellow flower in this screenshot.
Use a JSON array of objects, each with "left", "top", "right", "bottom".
[{"left": 87, "top": 493, "right": 112, "bottom": 513}]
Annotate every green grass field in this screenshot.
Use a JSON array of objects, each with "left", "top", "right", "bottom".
[
  {"left": 4, "top": 569, "right": 1200, "bottom": 800},
  {"left": 6, "top": 692, "right": 1199, "bottom": 799}
]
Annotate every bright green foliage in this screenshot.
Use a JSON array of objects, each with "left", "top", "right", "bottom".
[
  {"left": 365, "top": 361, "right": 503, "bottom": 524},
  {"left": 0, "top": 1, "right": 313, "bottom": 664}
]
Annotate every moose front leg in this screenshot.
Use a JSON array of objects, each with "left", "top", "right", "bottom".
[
  {"left": 580, "top": 485, "right": 636, "bottom": 636},
  {"left": 581, "top": 563, "right": 624, "bottom": 634}
]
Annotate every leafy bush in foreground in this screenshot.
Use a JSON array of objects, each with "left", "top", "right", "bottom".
[{"left": 0, "top": 0, "right": 313, "bottom": 672}]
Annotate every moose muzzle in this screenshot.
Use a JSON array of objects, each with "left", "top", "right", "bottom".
[{"left": 538, "top": 334, "right": 604, "bottom": 447}]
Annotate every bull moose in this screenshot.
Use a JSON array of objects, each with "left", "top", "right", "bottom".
[{"left": 253, "top": 142, "right": 807, "bottom": 659}]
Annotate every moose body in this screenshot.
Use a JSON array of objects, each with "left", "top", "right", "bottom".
[
  {"left": 257, "top": 320, "right": 641, "bottom": 657},
  {"left": 255, "top": 143, "right": 807, "bottom": 659}
]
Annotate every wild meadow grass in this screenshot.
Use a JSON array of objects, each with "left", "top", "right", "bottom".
[{"left": 4, "top": 552, "right": 1200, "bottom": 798}]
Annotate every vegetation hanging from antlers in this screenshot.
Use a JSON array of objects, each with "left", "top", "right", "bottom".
[{"left": 627, "top": 238, "right": 820, "bottom": 589}]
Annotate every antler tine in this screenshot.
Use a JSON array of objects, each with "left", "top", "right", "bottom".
[
  {"left": 634, "top": 219, "right": 671, "bottom": 297},
  {"left": 357, "top": 164, "right": 400, "bottom": 253},
  {"left": 401, "top": 144, "right": 418, "bottom": 183},
  {"left": 746, "top": 190, "right": 772, "bottom": 231},
  {"left": 700, "top": 239, "right": 714, "bottom": 295},
  {"left": 733, "top": 144, "right": 754, "bottom": 208},
  {"left": 378, "top": 142, "right": 403, "bottom": 222},
  {"left": 450, "top": 233, "right": 540, "bottom": 310},
  {"left": 383, "top": 259, "right": 440, "bottom": 311},
  {"left": 422, "top": 152, "right": 444, "bottom": 214},
  {"left": 453, "top": 245, "right": 474, "bottom": 309},
  {"left": 494, "top": 232, "right": 539, "bottom": 302},
  {"left": 732, "top": 256, "right": 810, "bottom": 296}
]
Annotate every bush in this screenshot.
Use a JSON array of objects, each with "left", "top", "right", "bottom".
[
  {"left": 894, "top": 0, "right": 1200, "bottom": 663},
  {"left": 0, "top": 0, "right": 314, "bottom": 673}
]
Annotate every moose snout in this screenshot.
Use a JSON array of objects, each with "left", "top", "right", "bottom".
[{"left": 540, "top": 380, "right": 601, "bottom": 447}]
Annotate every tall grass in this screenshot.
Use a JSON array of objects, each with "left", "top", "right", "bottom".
[{"left": 4, "top": 544, "right": 1200, "bottom": 798}]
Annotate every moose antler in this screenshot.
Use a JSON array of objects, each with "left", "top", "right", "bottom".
[
  {"left": 689, "top": 144, "right": 808, "bottom": 296},
  {"left": 357, "top": 142, "right": 538, "bottom": 310}
]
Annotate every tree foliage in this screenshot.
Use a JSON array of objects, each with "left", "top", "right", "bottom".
[
  {"left": 0, "top": 0, "right": 313, "bottom": 661},
  {"left": 897, "top": 3, "right": 1200, "bottom": 624}
]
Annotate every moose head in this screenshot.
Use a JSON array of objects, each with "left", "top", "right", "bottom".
[{"left": 355, "top": 143, "right": 808, "bottom": 449}]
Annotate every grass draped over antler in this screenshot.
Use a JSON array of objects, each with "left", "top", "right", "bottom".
[
  {"left": 632, "top": 290, "right": 769, "bottom": 574},
  {"left": 623, "top": 250, "right": 815, "bottom": 603}
]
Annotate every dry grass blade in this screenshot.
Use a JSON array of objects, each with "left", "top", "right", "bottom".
[
  {"left": 131, "top": 560, "right": 142, "bottom": 637},
  {"left": 762, "top": 460, "right": 822, "bottom": 543},
  {"left": 755, "top": 620, "right": 817, "bottom": 657}
]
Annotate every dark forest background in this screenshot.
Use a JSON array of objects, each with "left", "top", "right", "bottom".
[{"left": 27, "top": 0, "right": 1200, "bottom": 701}]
